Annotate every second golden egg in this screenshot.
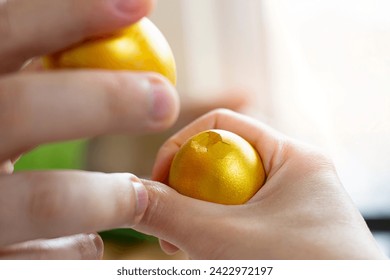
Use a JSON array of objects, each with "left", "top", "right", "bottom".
[{"left": 43, "top": 18, "right": 177, "bottom": 85}]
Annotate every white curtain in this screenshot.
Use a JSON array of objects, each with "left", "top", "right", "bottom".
[{"left": 261, "top": 0, "right": 390, "bottom": 215}]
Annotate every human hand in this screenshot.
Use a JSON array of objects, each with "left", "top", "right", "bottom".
[
  {"left": 134, "top": 109, "right": 386, "bottom": 259},
  {"left": 87, "top": 87, "right": 252, "bottom": 177},
  {"left": 0, "top": 0, "right": 179, "bottom": 259}
]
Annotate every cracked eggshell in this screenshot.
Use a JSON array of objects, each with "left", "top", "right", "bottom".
[{"left": 168, "top": 129, "right": 266, "bottom": 205}]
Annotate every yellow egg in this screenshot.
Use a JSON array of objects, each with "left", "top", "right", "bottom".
[
  {"left": 169, "top": 129, "right": 266, "bottom": 205},
  {"left": 43, "top": 18, "right": 177, "bottom": 85}
]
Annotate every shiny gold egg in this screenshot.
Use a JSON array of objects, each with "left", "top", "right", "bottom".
[
  {"left": 43, "top": 18, "right": 177, "bottom": 85},
  {"left": 169, "top": 129, "right": 266, "bottom": 205}
]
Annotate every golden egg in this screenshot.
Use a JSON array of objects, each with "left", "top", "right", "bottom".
[
  {"left": 169, "top": 129, "right": 266, "bottom": 205},
  {"left": 43, "top": 18, "right": 177, "bottom": 85}
]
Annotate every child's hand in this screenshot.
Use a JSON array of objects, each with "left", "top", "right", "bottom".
[{"left": 135, "top": 109, "right": 385, "bottom": 259}]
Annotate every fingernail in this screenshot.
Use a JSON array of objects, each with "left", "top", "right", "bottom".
[
  {"left": 131, "top": 177, "right": 148, "bottom": 219},
  {"left": 149, "top": 77, "right": 176, "bottom": 121},
  {"left": 0, "top": 160, "right": 14, "bottom": 174},
  {"left": 88, "top": 233, "right": 104, "bottom": 259}
]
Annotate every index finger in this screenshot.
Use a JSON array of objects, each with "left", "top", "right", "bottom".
[
  {"left": 0, "top": 71, "right": 179, "bottom": 162},
  {"left": 152, "top": 109, "right": 289, "bottom": 183}
]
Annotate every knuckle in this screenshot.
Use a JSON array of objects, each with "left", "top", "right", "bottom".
[
  {"left": 112, "top": 180, "right": 135, "bottom": 226},
  {"left": 287, "top": 140, "right": 335, "bottom": 173},
  {"left": 141, "top": 187, "right": 163, "bottom": 225},
  {"left": 140, "top": 183, "right": 171, "bottom": 231},
  {"left": 28, "top": 243, "right": 51, "bottom": 260},
  {"left": 211, "top": 108, "right": 234, "bottom": 118},
  {"left": 73, "top": 234, "right": 99, "bottom": 260},
  {"left": 102, "top": 74, "right": 134, "bottom": 124},
  {"left": 209, "top": 108, "right": 236, "bottom": 128},
  {"left": 101, "top": 73, "right": 148, "bottom": 130}
]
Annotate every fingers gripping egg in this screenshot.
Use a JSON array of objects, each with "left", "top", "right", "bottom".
[
  {"left": 169, "top": 130, "right": 266, "bottom": 205},
  {"left": 43, "top": 18, "right": 177, "bottom": 85}
]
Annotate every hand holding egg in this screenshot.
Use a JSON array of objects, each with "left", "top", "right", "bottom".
[{"left": 44, "top": 18, "right": 177, "bottom": 85}]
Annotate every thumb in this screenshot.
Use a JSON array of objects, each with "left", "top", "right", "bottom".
[{"left": 134, "top": 180, "right": 226, "bottom": 256}]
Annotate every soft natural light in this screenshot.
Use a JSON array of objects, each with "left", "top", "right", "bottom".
[
  {"left": 261, "top": 0, "right": 390, "bottom": 215},
  {"left": 151, "top": 0, "right": 390, "bottom": 256},
  {"left": 153, "top": 0, "right": 390, "bottom": 215}
]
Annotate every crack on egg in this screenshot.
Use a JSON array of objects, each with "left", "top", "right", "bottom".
[{"left": 190, "top": 131, "right": 231, "bottom": 159}]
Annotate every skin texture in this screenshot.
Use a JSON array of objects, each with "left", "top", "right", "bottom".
[
  {"left": 134, "top": 109, "right": 387, "bottom": 260},
  {"left": 0, "top": 0, "right": 180, "bottom": 259},
  {"left": 0, "top": 0, "right": 251, "bottom": 260},
  {"left": 1, "top": 0, "right": 385, "bottom": 260}
]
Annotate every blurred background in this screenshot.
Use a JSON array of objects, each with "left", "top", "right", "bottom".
[{"left": 16, "top": 0, "right": 390, "bottom": 258}]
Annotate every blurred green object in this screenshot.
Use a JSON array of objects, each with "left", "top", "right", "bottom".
[
  {"left": 14, "top": 140, "right": 149, "bottom": 244},
  {"left": 100, "top": 229, "right": 156, "bottom": 244},
  {"left": 14, "top": 140, "right": 87, "bottom": 171}
]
